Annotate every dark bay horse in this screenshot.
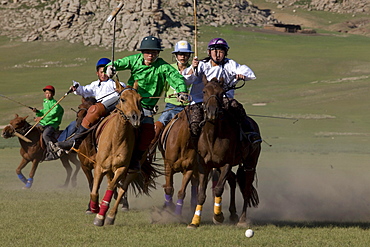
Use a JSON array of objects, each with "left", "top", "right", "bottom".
[
  {"left": 188, "top": 78, "right": 261, "bottom": 228},
  {"left": 2, "top": 114, "right": 81, "bottom": 189},
  {"left": 158, "top": 107, "right": 199, "bottom": 215},
  {"left": 79, "top": 82, "right": 158, "bottom": 226}
]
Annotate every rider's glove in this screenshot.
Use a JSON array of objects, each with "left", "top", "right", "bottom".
[
  {"left": 105, "top": 65, "right": 116, "bottom": 78},
  {"left": 177, "top": 92, "right": 190, "bottom": 103}
]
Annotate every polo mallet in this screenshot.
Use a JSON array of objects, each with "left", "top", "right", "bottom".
[
  {"left": 24, "top": 85, "right": 78, "bottom": 137},
  {"left": 0, "top": 93, "right": 34, "bottom": 110},
  {"left": 107, "top": 2, "right": 124, "bottom": 83},
  {"left": 193, "top": 0, "right": 198, "bottom": 76}
]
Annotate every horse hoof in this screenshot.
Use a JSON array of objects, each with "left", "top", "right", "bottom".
[
  {"left": 93, "top": 215, "right": 104, "bottom": 226},
  {"left": 104, "top": 216, "right": 115, "bottom": 225},
  {"left": 236, "top": 222, "right": 248, "bottom": 228},
  {"left": 121, "top": 206, "right": 129, "bottom": 212},
  {"left": 85, "top": 210, "right": 93, "bottom": 215},
  {"left": 187, "top": 224, "right": 198, "bottom": 229},
  {"left": 229, "top": 214, "right": 239, "bottom": 224},
  {"left": 213, "top": 213, "right": 224, "bottom": 225}
]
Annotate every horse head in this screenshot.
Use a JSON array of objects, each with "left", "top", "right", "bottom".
[
  {"left": 202, "top": 77, "right": 226, "bottom": 121},
  {"left": 115, "top": 80, "right": 142, "bottom": 128},
  {"left": 2, "top": 114, "right": 30, "bottom": 139}
]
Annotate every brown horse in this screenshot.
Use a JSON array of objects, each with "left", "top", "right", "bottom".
[
  {"left": 188, "top": 78, "right": 261, "bottom": 228},
  {"left": 158, "top": 107, "right": 199, "bottom": 215},
  {"left": 1, "top": 114, "right": 81, "bottom": 189},
  {"left": 79, "top": 82, "right": 157, "bottom": 226}
]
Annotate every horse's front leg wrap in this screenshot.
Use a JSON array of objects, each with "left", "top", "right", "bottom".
[
  {"left": 175, "top": 199, "right": 184, "bottom": 215},
  {"left": 214, "top": 196, "right": 222, "bottom": 215},
  {"left": 164, "top": 194, "right": 173, "bottom": 207},
  {"left": 190, "top": 205, "right": 203, "bottom": 226},
  {"left": 17, "top": 174, "right": 27, "bottom": 184},
  {"left": 98, "top": 189, "right": 114, "bottom": 216},
  {"left": 24, "top": 178, "right": 33, "bottom": 189},
  {"left": 90, "top": 200, "right": 100, "bottom": 213}
]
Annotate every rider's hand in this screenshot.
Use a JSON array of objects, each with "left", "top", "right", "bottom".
[
  {"left": 32, "top": 108, "right": 38, "bottom": 113},
  {"left": 236, "top": 74, "right": 245, "bottom": 80},
  {"left": 105, "top": 65, "right": 116, "bottom": 78},
  {"left": 192, "top": 57, "right": 199, "bottom": 68},
  {"left": 177, "top": 92, "right": 190, "bottom": 103}
]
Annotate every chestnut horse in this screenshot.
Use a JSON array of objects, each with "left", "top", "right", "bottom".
[
  {"left": 158, "top": 107, "right": 199, "bottom": 215},
  {"left": 1, "top": 114, "right": 81, "bottom": 189},
  {"left": 188, "top": 78, "right": 261, "bottom": 228},
  {"left": 80, "top": 82, "right": 157, "bottom": 226}
]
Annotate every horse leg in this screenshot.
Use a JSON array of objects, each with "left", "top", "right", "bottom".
[
  {"left": 227, "top": 171, "right": 239, "bottom": 224},
  {"left": 163, "top": 164, "right": 175, "bottom": 211},
  {"left": 211, "top": 168, "right": 219, "bottom": 198},
  {"left": 60, "top": 155, "right": 72, "bottom": 188},
  {"left": 23, "top": 159, "right": 40, "bottom": 189},
  {"left": 121, "top": 192, "right": 129, "bottom": 212},
  {"left": 16, "top": 158, "right": 29, "bottom": 185},
  {"left": 188, "top": 166, "right": 211, "bottom": 228},
  {"left": 212, "top": 164, "right": 232, "bottom": 225},
  {"left": 190, "top": 173, "right": 199, "bottom": 212},
  {"left": 175, "top": 170, "right": 193, "bottom": 215},
  {"left": 90, "top": 168, "right": 104, "bottom": 215},
  {"left": 93, "top": 169, "right": 114, "bottom": 226},
  {"left": 69, "top": 153, "right": 81, "bottom": 188},
  {"left": 236, "top": 155, "right": 260, "bottom": 228},
  {"left": 105, "top": 170, "right": 137, "bottom": 225},
  {"left": 81, "top": 162, "right": 94, "bottom": 214},
  {"left": 105, "top": 187, "right": 126, "bottom": 225}
]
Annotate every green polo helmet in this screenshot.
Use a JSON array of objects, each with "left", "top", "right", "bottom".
[{"left": 137, "top": 36, "right": 163, "bottom": 51}]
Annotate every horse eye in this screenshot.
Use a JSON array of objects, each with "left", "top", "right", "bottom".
[{"left": 120, "top": 98, "right": 125, "bottom": 103}]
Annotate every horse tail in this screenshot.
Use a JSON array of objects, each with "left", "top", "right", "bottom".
[
  {"left": 130, "top": 159, "right": 163, "bottom": 196},
  {"left": 236, "top": 164, "right": 259, "bottom": 208}
]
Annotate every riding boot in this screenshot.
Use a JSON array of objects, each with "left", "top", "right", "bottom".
[
  {"left": 55, "top": 125, "right": 89, "bottom": 151},
  {"left": 44, "top": 141, "right": 60, "bottom": 161}
]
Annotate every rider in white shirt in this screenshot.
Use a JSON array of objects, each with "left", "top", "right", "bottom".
[{"left": 186, "top": 38, "right": 261, "bottom": 144}]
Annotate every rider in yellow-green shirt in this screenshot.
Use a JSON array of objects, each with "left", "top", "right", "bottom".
[{"left": 105, "top": 36, "right": 189, "bottom": 169}]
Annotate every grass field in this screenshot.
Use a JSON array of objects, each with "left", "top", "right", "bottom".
[{"left": 1, "top": 15, "right": 370, "bottom": 246}]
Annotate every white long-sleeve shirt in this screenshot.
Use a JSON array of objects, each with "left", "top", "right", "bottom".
[
  {"left": 185, "top": 58, "right": 256, "bottom": 103},
  {"left": 73, "top": 79, "right": 126, "bottom": 104}
]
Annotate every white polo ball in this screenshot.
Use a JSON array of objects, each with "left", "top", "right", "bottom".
[{"left": 245, "top": 229, "right": 254, "bottom": 238}]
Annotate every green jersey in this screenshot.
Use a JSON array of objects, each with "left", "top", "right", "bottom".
[
  {"left": 36, "top": 98, "right": 64, "bottom": 129},
  {"left": 110, "top": 53, "right": 187, "bottom": 109}
]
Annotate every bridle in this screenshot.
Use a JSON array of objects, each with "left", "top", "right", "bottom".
[{"left": 115, "top": 87, "right": 142, "bottom": 121}]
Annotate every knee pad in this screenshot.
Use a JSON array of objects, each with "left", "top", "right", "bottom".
[{"left": 82, "top": 103, "right": 107, "bottom": 128}]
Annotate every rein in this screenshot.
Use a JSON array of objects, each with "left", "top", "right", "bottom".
[
  {"left": 6, "top": 121, "right": 32, "bottom": 136},
  {"left": 202, "top": 93, "right": 225, "bottom": 119},
  {"left": 115, "top": 87, "right": 140, "bottom": 121}
]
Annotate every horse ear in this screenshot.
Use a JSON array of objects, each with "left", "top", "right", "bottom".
[
  {"left": 115, "top": 79, "right": 124, "bottom": 91},
  {"left": 202, "top": 74, "right": 208, "bottom": 85},
  {"left": 23, "top": 116, "right": 28, "bottom": 120},
  {"left": 15, "top": 114, "right": 19, "bottom": 118},
  {"left": 133, "top": 80, "right": 139, "bottom": 90}
]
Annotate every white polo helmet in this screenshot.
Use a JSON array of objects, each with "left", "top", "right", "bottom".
[{"left": 172, "top": 40, "right": 194, "bottom": 53}]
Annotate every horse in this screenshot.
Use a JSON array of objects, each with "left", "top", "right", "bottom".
[
  {"left": 1, "top": 114, "right": 81, "bottom": 189},
  {"left": 158, "top": 107, "right": 199, "bottom": 216},
  {"left": 188, "top": 77, "right": 261, "bottom": 228},
  {"left": 78, "top": 81, "right": 158, "bottom": 226}
]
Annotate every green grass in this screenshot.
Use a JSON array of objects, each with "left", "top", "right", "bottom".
[{"left": 1, "top": 23, "right": 370, "bottom": 246}]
